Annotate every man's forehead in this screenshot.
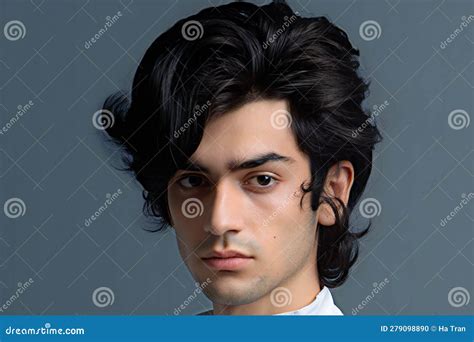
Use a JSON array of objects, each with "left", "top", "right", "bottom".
[
  {"left": 195, "top": 102, "right": 294, "bottom": 153},
  {"left": 180, "top": 99, "right": 298, "bottom": 172},
  {"left": 189, "top": 129, "right": 297, "bottom": 164},
  {"left": 200, "top": 99, "right": 290, "bottom": 136},
  {"left": 185, "top": 150, "right": 296, "bottom": 173}
]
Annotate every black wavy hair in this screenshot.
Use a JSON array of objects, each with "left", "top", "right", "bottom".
[{"left": 102, "top": 0, "right": 382, "bottom": 288}]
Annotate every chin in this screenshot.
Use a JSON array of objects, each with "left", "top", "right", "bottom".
[{"left": 200, "top": 275, "right": 267, "bottom": 306}]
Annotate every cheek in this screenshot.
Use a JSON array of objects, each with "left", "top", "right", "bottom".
[
  {"left": 259, "top": 197, "right": 316, "bottom": 260},
  {"left": 172, "top": 216, "right": 203, "bottom": 241},
  {"left": 168, "top": 190, "right": 196, "bottom": 226},
  {"left": 173, "top": 222, "right": 206, "bottom": 263},
  {"left": 168, "top": 193, "right": 205, "bottom": 252},
  {"left": 250, "top": 185, "right": 301, "bottom": 223}
]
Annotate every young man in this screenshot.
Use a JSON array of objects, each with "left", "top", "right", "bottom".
[{"left": 102, "top": 0, "right": 381, "bottom": 315}]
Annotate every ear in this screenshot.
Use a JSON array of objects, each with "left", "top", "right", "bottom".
[{"left": 317, "top": 161, "right": 354, "bottom": 226}]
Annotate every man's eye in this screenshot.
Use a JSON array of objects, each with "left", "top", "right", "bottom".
[
  {"left": 178, "top": 175, "right": 206, "bottom": 188},
  {"left": 247, "top": 175, "right": 276, "bottom": 187}
]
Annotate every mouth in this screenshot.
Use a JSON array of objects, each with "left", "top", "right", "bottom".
[{"left": 201, "top": 250, "right": 254, "bottom": 271}]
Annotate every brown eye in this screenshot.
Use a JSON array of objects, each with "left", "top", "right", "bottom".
[
  {"left": 248, "top": 175, "right": 276, "bottom": 187},
  {"left": 178, "top": 175, "right": 205, "bottom": 188}
]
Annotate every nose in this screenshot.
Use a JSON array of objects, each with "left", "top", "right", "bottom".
[{"left": 204, "top": 180, "right": 244, "bottom": 236}]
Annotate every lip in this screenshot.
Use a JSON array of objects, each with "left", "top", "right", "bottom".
[
  {"left": 202, "top": 256, "right": 253, "bottom": 270},
  {"left": 204, "top": 250, "right": 251, "bottom": 258},
  {"left": 201, "top": 250, "right": 253, "bottom": 271}
]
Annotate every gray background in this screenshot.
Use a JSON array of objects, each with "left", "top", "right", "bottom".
[{"left": 0, "top": 0, "right": 472, "bottom": 315}]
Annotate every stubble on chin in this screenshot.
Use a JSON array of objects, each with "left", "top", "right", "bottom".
[{"left": 201, "top": 274, "right": 270, "bottom": 306}]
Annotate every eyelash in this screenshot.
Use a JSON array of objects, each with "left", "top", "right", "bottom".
[
  {"left": 177, "top": 175, "right": 209, "bottom": 189},
  {"left": 176, "top": 174, "right": 278, "bottom": 192}
]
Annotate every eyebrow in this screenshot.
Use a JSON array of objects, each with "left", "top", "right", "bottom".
[{"left": 181, "top": 152, "right": 295, "bottom": 173}]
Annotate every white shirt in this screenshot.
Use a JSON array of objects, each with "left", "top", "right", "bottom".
[
  {"left": 273, "top": 286, "right": 343, "bottom": 316},
  {"left": 197, "top": 286, "right": 343, "bottom": 316}
]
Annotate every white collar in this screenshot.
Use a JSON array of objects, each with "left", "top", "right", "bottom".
[
  {"left": 198, "top": 286, "right": 343, "bottom": 315},
  {"left": 273, "top": 286, "right": 343, "bottom": 316}
]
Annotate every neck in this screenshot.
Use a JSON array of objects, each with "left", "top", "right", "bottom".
[{"left": 212, "top": 257, "right": 321, "bottom": 315}]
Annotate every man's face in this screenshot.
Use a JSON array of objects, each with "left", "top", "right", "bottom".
[{"left": 167, "top": 99, "right": 319, "bottom": 306}]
